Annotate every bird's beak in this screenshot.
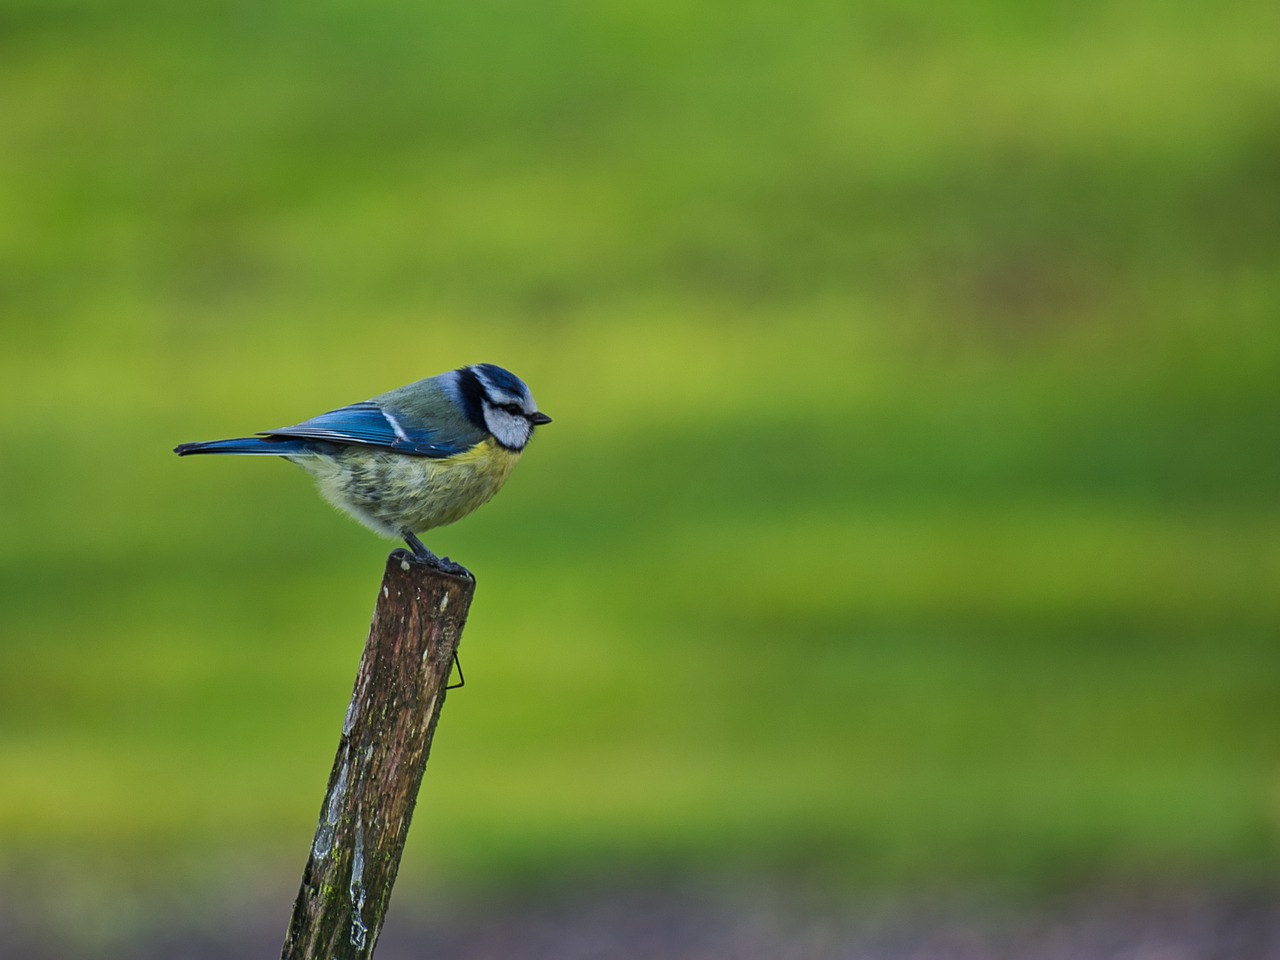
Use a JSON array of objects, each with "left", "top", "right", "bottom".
[{"left": 529, "top": 411, "right": 553, "bottom": 426}]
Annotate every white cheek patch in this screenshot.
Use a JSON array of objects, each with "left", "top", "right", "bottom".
[{"left": 482, "top": 405, "right": 532, "bottom": 450}]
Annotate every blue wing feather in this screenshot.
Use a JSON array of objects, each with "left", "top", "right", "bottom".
[{"left": 258, "top": 402, "right": 474, "bottom": 458}]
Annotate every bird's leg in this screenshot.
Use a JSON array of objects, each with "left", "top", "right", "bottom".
[
  {"left": 400, "top": 530, "right": 474, "bottom": 580},
  {"left": 402, "top": 530, "right": 439, "bottom": 564}
]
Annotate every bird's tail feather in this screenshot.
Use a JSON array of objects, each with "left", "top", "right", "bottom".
[{"left": 174, "top": 437, "right": 312, "bottom": 457}]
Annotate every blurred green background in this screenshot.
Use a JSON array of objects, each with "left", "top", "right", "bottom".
[{"left": 1, "top": 0, "right": 1278, "bottom": 910}]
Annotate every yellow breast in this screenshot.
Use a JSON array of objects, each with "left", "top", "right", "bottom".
[
  {"left": 301, "top": 439, "right": 523, "bottom": 537},
  {"left": 406, "top": 439, "right": 523, "bottom": 530}
]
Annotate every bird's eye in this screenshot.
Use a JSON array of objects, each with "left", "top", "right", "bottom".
[{"left": 500, "top": 402, "right": 523, "bottom": 415}]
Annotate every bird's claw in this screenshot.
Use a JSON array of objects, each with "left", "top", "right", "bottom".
[
  {"left": 436, "top": 556, "right": 474, "bottom": 580},
  {"left": 391, "top": 546, "right": 473, "bottom": 580}
]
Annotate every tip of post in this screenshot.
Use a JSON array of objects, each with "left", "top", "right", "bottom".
[{"left": 387, "top": 550, "right": 476, "bottom": 584}]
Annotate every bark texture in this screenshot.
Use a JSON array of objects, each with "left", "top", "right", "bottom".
[{"left": 281, "top": 552, "right": 476, "bottom": 960}]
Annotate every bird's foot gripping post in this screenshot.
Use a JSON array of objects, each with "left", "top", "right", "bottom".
[
  {"left": 281, "top": 552, "right": 476, "bottom": 960},
  {"left": 401, "top": 531, "right": 474, "bottom": 581}
]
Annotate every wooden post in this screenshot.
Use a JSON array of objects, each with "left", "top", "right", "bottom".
[{"left": 281, "top": 552, "right": 476, "bottom": 960}]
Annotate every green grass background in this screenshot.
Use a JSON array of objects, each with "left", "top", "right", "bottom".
[{"left": 1, "top": 0, "right": 1278, "bottom": 895}]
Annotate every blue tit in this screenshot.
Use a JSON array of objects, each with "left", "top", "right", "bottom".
[{"left": 175, "top": 363, "right": 551, "bottom": 572}]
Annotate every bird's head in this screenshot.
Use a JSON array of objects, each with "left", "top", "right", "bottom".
[{"left": 460, "top": 363, "right": 551, "bottom": 451}]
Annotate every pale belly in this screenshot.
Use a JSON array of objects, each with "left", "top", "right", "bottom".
[{"left": 290, "top": 439, "right": 522, "bottom": 537}]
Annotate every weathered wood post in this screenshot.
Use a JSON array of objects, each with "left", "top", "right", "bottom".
[{"left": 281, "top": 552, "right": 476, "bottom": 960}]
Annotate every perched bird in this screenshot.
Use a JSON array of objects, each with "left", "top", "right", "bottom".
[{"left": 175, "top": 363, "right": 551, "bottom": 574}]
